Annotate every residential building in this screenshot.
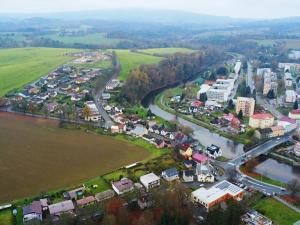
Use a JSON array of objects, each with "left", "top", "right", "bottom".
[
  {"left": 284, "top": 72, "right": 293, "bottom": 88},
  {"left": 112, "top": 178, "right": 134, "bottom": 195},
  {"left": 235, "top": 97, "right": 255, "bottom": 116},
  {"left": 294, "top": 142, "right": 300, "bottom": 157},
  {"left": 249, "top": 113, "right": 274, "bottom": 129},
  {"left": 140, "top": 173, "right": 160, "bottom": 191},
  {"left": 271, "top": 125, "right": 285, "bottom": 137},
  {"left": 241, "top": 210, "right": 272, "bottom": 225},
  {"left": 161, "top": 168, "right": 179, "bottom": 182},
  {"left": 76, "top": 196, "right": 96, "bottom": 207},
  {"left": 255, "top": 128, "right": 273, "bottom": 140},
  {"left": 23, "top": 201, "right": 43, "bottom": 223},
  {"left": 263, "top": 72, "right": 278, "bottom": 96},
  {"left": 205, "top": 145, "right": 222, "bottom": 159},
  {"left": 234, "top": 60, "right": 242, "bottom": 74},
  {"left": 191, "top": 180, "right": 244, "bottom": 211},
  {"left": 182, "top": 170, "right": 194, "bottom": 182},
  {"left": 84, "top": 101, "right": 101, "bottom": 122},
  {"left": 192, "top": 153, "right": 209, "bottom": 164},
  {"left": 257, "top": 68, "right": 271, "bottom": 77},
  {"left": 278, "top": 117, "right": 297, "bottom": 133},
  {"left": 289, "top": 50, "right": 300, "bottom": 60},
  {"left": 196, "top": 163, "right": 214, "bottom": 183},
  {"left": 130, "top": 124, "right": 148, "bottom": 137},
  {"left": 95, "top": 190, "right": 115, "bottom": 202},
  {"left": 289, "top": 109, "right": 300, "bottom": 120},
  {"left": 285, "top": 90, "right": 297, "bottom": 103},
  {"left": 138, "top": 195, "right": 154, "bottom": 210},
  {"left": 197, "top": 84, "right": 211, "bottom": 99},
  {"left": 48, "top": 200, "right": 75, "bottom": 217},
  {"left": 66, "top": 186, "right": 85, "bottom": 200}
]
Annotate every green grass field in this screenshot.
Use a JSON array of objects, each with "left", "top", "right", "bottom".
[
  {"left": 114, "top": 50, "right": 162, "bottom": 80},
  {"left": 254, "top": 198, "right": 300, "bottom": 225},
  {"left": 0, "top": 209, "right": 13, "bottom": 225},
  {"left": 44, "top": 33, "right": 124, "bottom": 46},
  {"left": 0, "top": 48, "right": 78, "bottom": 96},
  {"left": 139, "top": 48, "right": 195, "bottom": 55}
]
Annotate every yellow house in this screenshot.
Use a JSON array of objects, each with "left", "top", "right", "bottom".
[
  {"left": 180, "top": 147, "right": 193, "bottom": 160},
  {"left": 249, "top": 113, "right": 274, "bottom": 129},
  {"left": 271, "top": 126, "right": 284, "bottom": 137}
]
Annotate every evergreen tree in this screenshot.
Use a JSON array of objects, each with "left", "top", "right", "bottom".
[
  {"left": 199, "top": 93, "right": 208, "bottom": 102},
  {"left": 238, "top": 110, "right": 243, "bottom": 119},
  {"left": 293, "top": 100, "right": 299, "bottom": 110},
  {"left": 267, "top": 89, "right": 275, "bottom": 99}
]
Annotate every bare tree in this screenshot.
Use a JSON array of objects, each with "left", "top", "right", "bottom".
[{"left": 287, "top": 179, "right": 300, "bottom": 197}]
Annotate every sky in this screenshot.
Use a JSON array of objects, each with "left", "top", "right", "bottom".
[{"left": 1, "top": 0, "right": 300, "bottom": 19}]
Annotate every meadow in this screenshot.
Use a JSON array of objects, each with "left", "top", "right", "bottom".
[
  {"left": 139, "top": 47, "right": 195, "bottom": 55},
  {"left": 0, "top": 112, "right": 150, "bottom": 204},
  {"left": 0, "top": 48, "right": 78, "bottom": 96},
  {"left": 254, "top": 198, "right": 300, "bottom": 225},
  {"left": 43, "top": 33, "right": 125, "bottom": 46},
  {"left": 114, "top": 50, "right": 162, "bottom": 80}
]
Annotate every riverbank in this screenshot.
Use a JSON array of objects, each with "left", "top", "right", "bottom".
[{"left": 155, "top": 91, "right": 254, "bottom": 148}]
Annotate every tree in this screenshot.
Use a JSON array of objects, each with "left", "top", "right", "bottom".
[
  {"left": 28, "top": 102, "right": 37, "bottom": 115},
  {"left": 237, "top": 110, "right": 243, "bottom": 119},
  {"left": 246, "top": 86, "right": 251, "bottom": 97},
  {"left": 244, "top": 158, "right": 258, "bottom": 173},
  {"left": 228, "top": 99, "right": 234, "bottom": 110},
  {"left": 102, "top": 214, "right": 117, "bottom": 225},
  {"left": 83, "top": 106, "right": 92, "bottom": 121},
  {"left": 169, "top": 119, "right": 179, "bottom": 132},
  {"left": 180, "top": 125, "right": 193, "bottom": 136},
  {"left": 293, "top": 100, "right": 299, "bottom": 110},
  {"left": 267, "top": 89, "right": 275, "bottom": 99},
  {"left": 216, "top": 66, "right": 228, "bottom": 76},
  {"left": 199, "top": 93, "right": 208, "bottom": 102},
  {"left": 287, "top": 179, "right": 300, "bottom": 197}
]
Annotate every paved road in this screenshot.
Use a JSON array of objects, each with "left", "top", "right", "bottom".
[{"left": 256, "top": 95, "right": 283, "bottom": 119}]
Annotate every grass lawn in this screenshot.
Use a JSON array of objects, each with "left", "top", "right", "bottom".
[
  {"left": 43, "top": 33, "right": 124, "bottom": 46},
  {"left": 114, "top": 50, "right": 162, "bottom": 80},
  {"left": 0, "top": 47, "right": 78, "bottom": 96},
  {"left": 0, "top": 209, "right": 13, "bottom": 225},
  {"left": 139, "top": 48, "right": 195, "bottom": 55},
  {"left": 84, "top": 177, "right": 110, "bottom": 195},
  {"left": 254, "top": 198, "right": 300, "bottom": 225}
]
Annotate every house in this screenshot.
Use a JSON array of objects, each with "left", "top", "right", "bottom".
[
  {"left": 294, "top": 142, "right": 300, "bottom": 157},
  {"left": 255, "top": 128, "right": 273, "bottom": 140},
  {"left": 138, "top": 195, "right": 154, "bottom": 210},
  {"left": 196, "top": 163, "right": 214, "bottom": 183},
  {"left": 66, "top": 186, "right": 85, "bottom": 200},
  {"left": 278, "top": 116, "right": 297, "bottom": 133},
  {"left": 84, "top": 101, "right": 101, "bottom": 122},
  {"left": 40, "top": 198, "right": 49, "bottom": 211},
  {"left": 47, "top": 103, "right": 58, "bottom": 112},
  {"left": 271, "top": 125, "right": 284, "bottom": 137},
  {"left": 102, "top": 93, "right": 111, "bottom": 100},
  {"left": 182, "top": 170, "right": 194, "bottom": 182},
  {"left": 289, "top": 109, "right": 300, "bottom": 120},
  {"left": 180, "top": 147, "right": 193, "bottom": 160},
  {"left": 192, "top": 153, "right": 209, "bottom": 164},
  {"left": 191, "top": 180, "right": 244, "bottom": 211},
  {"left": 28, "top": 87, "right": 40, "bottom": 95},
  {"left": 130, "top": 124, "right": 148, "bottom": 137},
  {"left": 249, "top": 113, "right": 274, "bottom": 129},
  {"left": 205, "top": 145, "right": 222, "bottom": 159},
  {"left": 142, "top": 134, "right": 155, "bottom": 143},
  {"left": 241, "top": 210, "right": 272, "bottom": 225},
  {"left": 48, "top": 200, "right": 75, "bottom": 217},
  {"left": 76, "top": 196, "right": 96, "bottom": 207},
  {"left": 95, "top": 190, "right": 115, "bottom": 202},
  {"left": 112, "top": 178, "right": 134, "bottom": 195},
  {"left": 23, "top": 201, "right": 43, "bottom": 223},
  {"left": 161, "top": 168, "right": 179, "bottom": 182},
  {"left": 155, "top": 139, "right": 165, "bottom": 149},
  {"left": 184, "top": 160, "right": 194, "bottom": 169},
  {"left": 140, "top": 173, "right": 160, "bottom": 191}
]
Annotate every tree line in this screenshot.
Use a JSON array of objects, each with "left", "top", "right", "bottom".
[{"left": 120, "top": 50, "right": 224, "bottom": 104}]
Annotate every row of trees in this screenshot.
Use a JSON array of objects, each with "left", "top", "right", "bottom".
[{"left": 121, "top": 50, "right": 224, "bottom": 104}]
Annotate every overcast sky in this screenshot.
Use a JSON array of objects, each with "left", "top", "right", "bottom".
[{"left": 1, "top": 0, "right": 300, "bottom": 19}]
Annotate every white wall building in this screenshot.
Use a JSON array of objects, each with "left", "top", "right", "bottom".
[
  {"left": 197, "top": 84, "right": 211, "bottom": 99},
  {"left": 284, "top": 72, "right": 293, "bottom": 88},
  {"left": 84, "top": 101, "right": 101, "bottom": 122},
  {"left": 285, "top": 90, "right": 297, "bottom": 103},
  {"left": 140, "top": 173, "right": 160, "bottom": 191}
]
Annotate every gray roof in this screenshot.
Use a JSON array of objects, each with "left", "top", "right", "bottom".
[
  {"left": 95, "top": 190, "right": 115, "bottom": 202},
  {"left": 162, "top": 168, "right": 178, "bottom": 177},
  {"left": 48, "top": 200, "right": 74, "bottom": 215}
]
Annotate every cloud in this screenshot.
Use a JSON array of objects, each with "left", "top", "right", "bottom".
[{"left": 1, "top": 0, "right": 300, "bottom": 18}]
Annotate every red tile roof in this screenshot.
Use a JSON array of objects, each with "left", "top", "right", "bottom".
[
  {"left": 251, "top": 113, "right": 274, "bottom": 120},
  {"left": 290, "top": 109, "right": 300, "bottom": 115}
]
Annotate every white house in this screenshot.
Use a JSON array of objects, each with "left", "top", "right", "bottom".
[
  {"left": 140, "top": 173, "right": 160, "bottom": 191},
  {"left": 205, "top": 145, "right": 222, "bottom": 159},
  {"left": 196, "top": 164, "right": 214, "bottom": 183},
  {"left": 23, "top": 201, "right": 43, "bottom": 223},
  {"left": 182, "top": 170, "right": 194, "bottom": 182}
]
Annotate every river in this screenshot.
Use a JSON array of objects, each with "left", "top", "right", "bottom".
[
  {"left": 148, "top": 104, "right": 245, "bottom": 159},
  {"left": 254, "top": 158, "right": 300, "bottom": 183}
]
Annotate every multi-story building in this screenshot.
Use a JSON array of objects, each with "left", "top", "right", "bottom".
[
  {"left": 285, "top": 90, "right": 297, "bottom": 103},
  {"left": 284, "top": 72, "right": 293, "bottom": 88},
  {"left": 249, "top": 113, "right": 274, "bottom": 129},
  {"left": 289, "top": 109, "right": 300, "bottom": 120},
  {"left": 235, "top": 97, "right": 255, "bottom": 116},
  {"left": 294, "top": 142, "right": 300, "bottom": 157},
  {"left": 263, "top": 72, "right": 278, "bottom": 96},
  {"left": 257, "top": 68, "right": 271, "bottom": 77},
  {"left": 206, "top": 79, "right": 235, "bottom": 103}
]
